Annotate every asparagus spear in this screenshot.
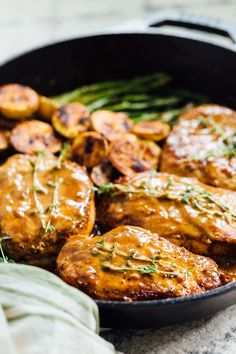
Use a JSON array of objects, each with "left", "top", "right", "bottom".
[{"left": 52, "top": 72, "right": 171, "bottom": 105}]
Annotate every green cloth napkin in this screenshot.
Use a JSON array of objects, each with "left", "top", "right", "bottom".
[{"left": 0, "top": 263, "right": 117, "bottom": 354}]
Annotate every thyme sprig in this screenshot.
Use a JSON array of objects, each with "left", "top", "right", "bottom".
[
  {"left": 102, "top": 262, "right": 179, "bottom": 276},
  {"left": 31, "top": 150, "right": 65, "bottom": 234},
  {"left": 92, "top": 240, "right": 190, "bottom": 277},
  {"left": 57, "top": 142, "right": 71, "bottom": 169},
  {"left": 44, "top": 177, "right": 63, "bottom": 233},
  {"left": 183, "top": 116, "right": 236, "bottom": 162},
  {"left": 31, "top": 158, "right": 48, "bottom": 231},
  {"left": 96, "top": 177, "right": 236, "bottom": 222},
  {"left": 197, "top": 115, "right": 223, "bottom": 134},
  {"left": 0, "top": 236, "right": 14, "bottom": 263}
]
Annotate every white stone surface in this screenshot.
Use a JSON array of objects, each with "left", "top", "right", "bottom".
[{"left": 1, "top": 1, "right": 236, "bottom": 353}]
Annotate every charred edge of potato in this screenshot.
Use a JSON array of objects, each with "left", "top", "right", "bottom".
[
  {"left": 90, "top": 110, "right": 134, "bottom": 141},
  {"left": 52, "top": 102, "right": 90, "bottom": 138},
  {"left": 108, "top": 133, "right": 161, "bottom": 176},
  {"left": 71, "top": 131, "right": 109, "bottom": 168},
  {"left": 0, "top": 84, "right": 39, "bottom": 119},
  {"left": 132, "top": 121, "right": 170, "bottom": 141},
  {"left": 10, "top": 119, "right": 62, "bottom": 155},
  {"left": 90, "top": 159, "right": 115, "bottom": 186},
  {"left": 38, "top": 96, "right": 59, "bottom": 121}
]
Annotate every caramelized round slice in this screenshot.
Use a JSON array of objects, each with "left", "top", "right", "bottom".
[
  {"left": 0, "top": 154, "right": 95, "bottom": 268},
  {"left": 90, "top": 110, "right": 133, "bottom": 141},
  {"left": 90, "top": 159, "right": 114, "bottom": 186},
  {"left": 132, "top": 121, "right": 170, "bottom": 141},
  {"left": 0, "top": 84, "right": 39, "bottom": 119},
  {"left": 109, "top": 133, "right": 161, "bottom": 176},
  {"left": 38, "top": 96, "right": 59, "bottom": 121},
  {"left": 57, "top": 226, "right": 222, "bottom": 301},
  {"left": 52, "top": 102, "right": 90, "bottom": 138},
  {"left": 10, "top": 120, "right": 62, "bottom": 154},
  {"left": 71, "top": 131, "right": 109, "bottom": 168},
  {"left": 0, "top": 130, "right": 10, "bottom": 151}
]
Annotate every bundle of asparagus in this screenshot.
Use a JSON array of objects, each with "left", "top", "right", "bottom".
[{"left": 53, "top": 72, "right": 206, "bottom": 126}]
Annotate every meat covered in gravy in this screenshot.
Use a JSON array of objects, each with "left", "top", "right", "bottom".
[
  {"left": 96, "top": 172, "right": 236, "bottom": 257},
  {"left": 161, "top": 104, "right": 236, "bottom": 191},
  {"left": 57, "top": 226, "right": 222, "bottom": 301},
  {"left": 0, "top": 154, "right": 95, "bottom": 267}
]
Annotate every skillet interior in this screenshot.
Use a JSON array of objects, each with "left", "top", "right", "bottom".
[{"left": 0, "top": 31, "right": 236, "bottom": 328}]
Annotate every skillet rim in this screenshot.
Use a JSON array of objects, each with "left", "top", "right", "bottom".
[
  {"left": 1, "top": 29, "right": 236, "bottom": 309},
  {"left": 1, "top": 27, "right": 236, "bottom": 69},
  {"left": 96, "top": 280, "right": 236, "bottom": 307}
]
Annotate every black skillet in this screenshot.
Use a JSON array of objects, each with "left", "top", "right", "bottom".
[{"left": 0, "top": 10, "right": 236, "bottom": 328}]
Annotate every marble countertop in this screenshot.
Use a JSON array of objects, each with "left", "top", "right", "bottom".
[{"left": 1, "top": 1, "right": 236, "bottom": 353}]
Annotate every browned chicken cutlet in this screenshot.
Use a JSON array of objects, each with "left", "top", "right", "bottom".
[
  {"left": 57, "top": 226, "right": 222, "bottom": 301},
  {"left": 0, "top": 154, "right": 95, "bottom": 268},
  {"left": 96, "top": 172, "right": 236, "bottom": 257},
  {"left": 161, "top": 104, "right": 236, "bottom": 191}
]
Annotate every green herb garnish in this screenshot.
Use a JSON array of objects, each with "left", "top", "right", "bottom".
[
  {"left": 52, "top": 72, "right": 206, "bottom": 126},
  {"left": 57, "top": 142, "right": 71, "bottom": 169},
  {"left": 0, "top": 236, "right": 14, "bottom": 263},
  {"left": 92, "top": 241, "right": 190, "bottom": 277},
  {"left": 182, "top": 116, "right": 236, "bottom": 162},
  {"left": 95, "top": 176, "right": 236, "bottom": 222}
]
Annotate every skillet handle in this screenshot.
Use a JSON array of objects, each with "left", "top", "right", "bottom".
[{"left": 145, "top": 10, "right": 236, "bottom": 44}]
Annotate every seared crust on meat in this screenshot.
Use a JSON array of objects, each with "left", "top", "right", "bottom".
[
  {"left": 0, "top": 154, "right": 95, "bottom": 267},
  {"left": 57, "top": 226, "right": 222, "bottom": 301},
  {"left": 161, "top": 104, "right": 236, "bottom": 190},
  {"left": 96, "top": 172, "right": 236, "bottom": 257}
]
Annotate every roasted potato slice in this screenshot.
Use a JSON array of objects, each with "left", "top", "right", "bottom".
[
  {"left": 90, "top": 159, "right": 114, "bottom": 186},
  {"left": 10, "top": 119, "right": 62, "bottom": 154},
  {"left": 132, "top": 120, "right": 170, "bottom": 141},
  {"left": 108, "top": 133, "right": 161, "bottom": 176},
  {"left": 0, "top": 84, "right": 39, "bottom": 119},
  {"left": 0, "top": 130, "right": 10, "bottom": 151},
  {"left": 90, "top": 110, "right": 133, "bottom": 141},
  {"left": 52, "top": 102, "right": 90, "bottom": 138},
  {"left": 71, "top": 131, "right": 109, "bottom": 168},
  {"left": 38, "top": 96, "right": 59, "bottom": 121}
]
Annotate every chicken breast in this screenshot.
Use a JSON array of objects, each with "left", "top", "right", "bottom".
[
  {"left": 161, "top": 104, "right": 236, "bottom": 191},
  {"left": 96, "top": 172, "right": 236, "bottom": 257},
  {"left": 0, "top": 154, "right": 95, "bottom": 268},
  {"left": 57, "top": 226, "right": 222, "bottom": 301}
]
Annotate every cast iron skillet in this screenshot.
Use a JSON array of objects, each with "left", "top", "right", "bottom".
[{"left": 0, "top": 10, "right": 236, "bottom": 328}]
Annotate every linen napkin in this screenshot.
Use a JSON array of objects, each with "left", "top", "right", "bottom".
[{"left": 0, "top": 263, "right": 117, "bottom": 354}]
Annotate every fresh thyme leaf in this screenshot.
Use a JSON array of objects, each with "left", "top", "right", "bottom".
[
  {"left": 31, "top": 158, "right": 47, "bottom": 230},
  {"left": 0, "top": 236, "right": 15, "bottom": 263},
  {"left": 101, "top": 261, "right": 178, "bottom": 277},
  {"left": 92, "top": 243, "right": 189, "bottom": 278},
  {"left": 44, "top": 223, "right": 56, "bottom": 233},
  {"left": 31, "top": 155, "right": 62, "bottom": 234},
  {"left": 96, "top": 177, "right": 236, "bottom": 222},
  {"left": 183, "top": 117, "right": 236, "bottom": 162},
  {"left": 57, "top": 142, "right": 71, "bottom": 169},
  {"left": 96, "top": 239, "right": 106, "bottom": 249},
  {"left": 197, "top": 115, "right": 223, "bottom": 134}
]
